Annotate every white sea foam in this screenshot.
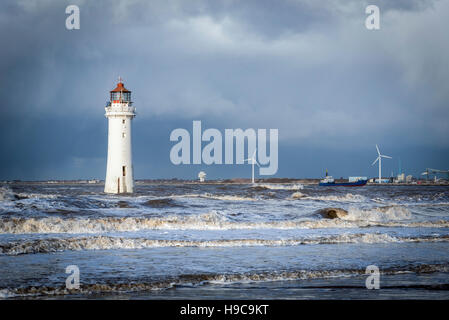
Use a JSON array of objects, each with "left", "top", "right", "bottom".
[
  {"left": 305, "top": 193, "right": 367, "bottom": 202},
  {"left": 16, "top": 193, "right": 57, "bottom": 200},
  {"left": 174, "top": 193, "right": 256, "bottom": 201},
  {"left": 2, "top": 263, "right": 448, "bottom": 298},
  {"left": 0, "top": 187, "right": 15, "bottom": 201},
  {"left": 1, "top": 207, "right": 448, "bottom": 234},
  {"left": 1, "top": 233, "right": 449, "bottom": 255},
  {"left": 0, "top": 289, "right": 16, "bottom": 299},
  {"left": 343, "top": 206, "right": 413, "bottom": 222},
  {"left": 255, "top": 184, "right": 304, "bottom": 190},
  {"left": 0, "top": 187, "right": 59, "bottom": 202}
]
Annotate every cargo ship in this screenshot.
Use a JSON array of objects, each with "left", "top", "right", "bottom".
[{"left": 319, "top": 170, "right": 367, "bottom": 187}]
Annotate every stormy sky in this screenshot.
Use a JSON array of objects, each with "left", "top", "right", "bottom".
[{"left": 1, "top": 0, "right": 448, "bottom": 180}]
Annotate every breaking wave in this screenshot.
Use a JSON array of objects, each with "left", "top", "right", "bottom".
[
  {"left": 0, "top": 187, "right": 57, "bottom": 202},
  {"left": 174, "top": 193, "right": 256, "bottom": 201},
  {"left": 0, "top": 187, "right": 15, "bottom": 201},
  {"left": 305, "top": 193, "right": 367, "bottom": 202},
  {"left": 1, "top": 209, "right": 448, "bottom": 234},
  {"left": 1, "top": 233, "right": 449, "bottom": 255},
  {"left": 344, "top": 206, "right": 413, "bottom": 222},
  {"left": 1, "top": 263, "right": 448, "bottom": 298},
  {"left": 255, "top": 184, "right": 304, "bottom": 191}
]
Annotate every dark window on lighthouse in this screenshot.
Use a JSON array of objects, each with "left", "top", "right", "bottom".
[
  {"left": 111, "top": 92, "right": 121, "bottom": 101},
  {"left": 122, "top": 166, "right": 126, "bottom": 177}
]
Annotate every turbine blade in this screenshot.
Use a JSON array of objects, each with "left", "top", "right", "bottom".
[
  {"left": 376, "top": 144, "right": 380, "bottom": 155},
  {"left": 372, "top": 157, "right": 379, "bottom": 166},
  {"left": 381, "top": 155, "right": 392, "bottom": 159}
]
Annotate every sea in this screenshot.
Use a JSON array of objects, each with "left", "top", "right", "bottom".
[{"left": 0, "top": 182, "right": 448, "bottom": 299}]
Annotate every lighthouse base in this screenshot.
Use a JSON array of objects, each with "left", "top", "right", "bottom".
[{"left": 104, "top": 175, "right": 134, "bottom": 194}]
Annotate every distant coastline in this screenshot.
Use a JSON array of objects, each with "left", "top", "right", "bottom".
[{"left": 2, "top": 178, "right": 448, "bottom": 186}]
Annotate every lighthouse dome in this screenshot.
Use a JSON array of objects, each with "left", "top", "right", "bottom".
[{"left": 110, "top": 78, "right": 131, "bottom": 102}]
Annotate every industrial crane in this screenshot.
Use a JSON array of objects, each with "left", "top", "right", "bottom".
[{"left": 421, "top": 168, "right": 449, "bottom": 181}]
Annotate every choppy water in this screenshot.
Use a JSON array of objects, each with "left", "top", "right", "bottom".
[{"left": 0, "top": 182, "right": 448, "bottom": 299}]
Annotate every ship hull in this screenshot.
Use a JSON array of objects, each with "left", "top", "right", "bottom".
[{"left": 319, "top": 180, "right": 367, "bottom": 187}]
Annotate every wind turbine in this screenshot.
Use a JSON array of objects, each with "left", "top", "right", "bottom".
[
  {"left": 245, "top": 149, "right": 260, "bottom": 184},
  {"left": 372, "top": 144, "right": 392, "bottom": 184}
]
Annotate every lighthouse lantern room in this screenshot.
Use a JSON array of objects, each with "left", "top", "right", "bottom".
[{"left": 104, "top": 77, "right": 136, "bottom": 193}]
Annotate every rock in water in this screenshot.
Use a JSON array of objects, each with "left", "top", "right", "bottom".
[
  {"left": 318, "top": 208, "right": 348, "bottom": 219},
  {"left": 143, "top": 198, "right": 183, "bottom": 208},
  {"left": 291, "top": 192, "right": 305, "bottom": 199},
  {"left": 117, "top": 201, "right": 132, "bottom": 208}
]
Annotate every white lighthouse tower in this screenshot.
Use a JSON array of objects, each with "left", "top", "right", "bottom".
[{"left": 104, "top": 77, "right": 136, "bottom": 193}]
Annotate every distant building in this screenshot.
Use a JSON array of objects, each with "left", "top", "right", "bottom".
[
  {"left": 406, "top": 175, "right": 413, "bottom": 183},
  {"left": 375, "top": 178, "right": 390, "bottom": 183},
  {"left": 393, "top": 173, "right": 405, "bottom": 183},
  {"left": 349, "top": 176, "right": 367, "bottom": 182},
  {"left": 198, "top": 171, "right": 206, "bottom": 182}
]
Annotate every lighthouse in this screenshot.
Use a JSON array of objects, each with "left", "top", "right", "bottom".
[{"left": 104, "top": 77, "right": 136, "bottom": 193}]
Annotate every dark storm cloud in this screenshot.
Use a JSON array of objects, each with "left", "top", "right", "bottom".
[{"left": 0, "top": 0, "right": 448, "bottom": 180}]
